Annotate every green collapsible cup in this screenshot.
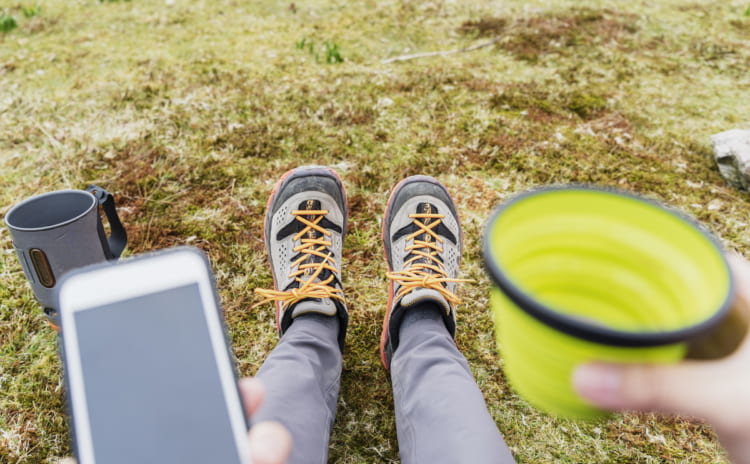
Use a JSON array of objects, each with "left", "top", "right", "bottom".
[{"left": 482, "top": 186, "right": 734, "bottom": 419}]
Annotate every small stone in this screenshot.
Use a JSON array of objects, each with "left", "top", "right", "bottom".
[
  {"left": 708, "top": 199, "right": 723, "bottom": 211},
  {"left": 375, "top": 97, "right": 394, "bottom": 109},
  {"left": 711, "top": 129, "right": 750, "bottom": 190}
]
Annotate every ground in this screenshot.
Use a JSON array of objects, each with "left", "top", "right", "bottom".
[{"left": 1, "top": 0, "right": 750, "bottom": 462}]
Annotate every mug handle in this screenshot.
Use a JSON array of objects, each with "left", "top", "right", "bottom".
[{"left": 86, "top": 185, "right": 128, "bottom": 259}]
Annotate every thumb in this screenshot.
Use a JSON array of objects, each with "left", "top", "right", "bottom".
[
  {"left": 573, "top": 360, "right": 731, "bottom": 421},
  {"left": 248, "top": 421, "right": 292, "bottom": 464}
]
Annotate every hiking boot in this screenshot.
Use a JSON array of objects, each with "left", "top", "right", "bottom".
[
  {"left": 380, "top": 175, "right": 468, "bottom": 370},
  {"left": 254, "top": 166, "right": 349, "bottom": 351}
]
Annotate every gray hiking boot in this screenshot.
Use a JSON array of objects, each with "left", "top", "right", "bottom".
[
  {"left": 380, "top": 175, "right": 467, "bottom": 370},
  {"left": 254, "top": 166, "right": 349, "bottom": 351}
]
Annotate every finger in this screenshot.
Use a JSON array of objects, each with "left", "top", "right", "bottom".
[
  {"left": 728, "top": 253, "right": 750, "bottom": 322},
  {"left": 248, "top": 421, "right": 292, "bottom": 464},
  {"left": 721, "top": 254, "right": 750, "bottom": 358},
  {"left": 239, "top": 377, "right": 266, "bottom": 417},
  {"left": 573, "top": 360, "right": 733, "bottom": 421}
]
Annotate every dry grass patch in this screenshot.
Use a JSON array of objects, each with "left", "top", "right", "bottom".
[{"left": 460, "top": 9, "right": 639, "bottom": 63}]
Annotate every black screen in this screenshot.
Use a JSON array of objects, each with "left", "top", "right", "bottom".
[{"left": 72, "top": 283, "right": 242, "bottom": 464}]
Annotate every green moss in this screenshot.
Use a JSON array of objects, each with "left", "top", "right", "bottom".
[
  {"left": 566, "top": 90, "right": 608, "bottom": 119},
  {"left": 489, "top": 82, "right": 610, "bottom": 121}
]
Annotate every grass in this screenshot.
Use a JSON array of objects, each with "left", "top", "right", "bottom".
[
  {"left": 0, "top": 13, "right": 18, "bottom": 33},
  {"left": 21, "top": 6, "right": 42, "bottom": 19},
  {"left": 296, "top": 37, "right": 345, "bottom": 64},
  {"left": 1, "top": 0, "right": 750, "bottom": 462}
]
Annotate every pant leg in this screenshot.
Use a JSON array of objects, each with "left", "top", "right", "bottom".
[
  {"left": 391, "top": 304, "right": 516, "bottom": 464},
  {"left": 254, "top": 314, "right": 341, "bottom": 464}
]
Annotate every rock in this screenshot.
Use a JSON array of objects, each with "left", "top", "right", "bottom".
[{"left": 711, "top": 129, "right": 750, "bottom": 190}]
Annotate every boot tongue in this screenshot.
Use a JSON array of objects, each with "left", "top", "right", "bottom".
[
  {"left": 290, "top": 298, "right": 337, "bottom": 318},
  {"left": 297, "top": 199, "right": 323, "bottom": 278},
  {"left": 414, "top": 202, "right": 438, "bottom": 267},
  {"left": 398, "top": 288, "right": 451, "bottom": 315},
  {"left": 416, "top": 202, "right": 436, "bottom": 219},
  {"left": 299, "top": 199, "right": 322, "bottom": 229}
]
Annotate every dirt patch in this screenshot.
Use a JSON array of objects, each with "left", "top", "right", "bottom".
[
  {"left": 587, "top": 111, "right": 635, "bottom": 134},
  {"left": 0, "top": 62, "right": 17, "bottom": 74},
  {"left": 383, "top": 68, "right": 467, "bottom": 95},
  {"left": 509, "top": 9, "right": 638, "bottom": 61},
  {"left": 22, "top": 17, "right": 57, "bottom": 34},
  {"left": 458, "top": 17, "right": 508, "bottom": 37},
  {"left": 461, "top": 78, "right": 500, "bottom": 92},
  {"left": 730, "top": 19, "right": 750, "bottom": 37},
  {"left": 105, "top": 139, "right": 170, "bottom": 203},
  {"left": 209, "top": 121, "right": 285, "bottom": 159},
  {"left": 459, "top": 9, "right": 639, "bottom": 62},
  {"left": 317, "top": 102, "right": 375, "bottom": 126},
  {"left": 450, "top": 175, "right": 500, "bottom": 212},
  {"left": 101, "top": 137, "right": 261, "bottom": 257},
  {"left": 481, "top": 132, "right": 534, "bottom": 155}
]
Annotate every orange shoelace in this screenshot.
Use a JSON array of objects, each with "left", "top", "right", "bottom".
[
  {"left": 254, "top": 209, "right": 344, "bottom": 310},
  {"left": 386, "top": 212, "right": 471, "bottom": 307}
]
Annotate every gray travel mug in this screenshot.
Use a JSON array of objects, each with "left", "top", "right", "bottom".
[{"left": 5, "top": 185, "right": 127, "bottom": 329}]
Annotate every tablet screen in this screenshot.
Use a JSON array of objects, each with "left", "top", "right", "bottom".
[{"left": 73, "top": 283, "right": 242, "bottom": 464}]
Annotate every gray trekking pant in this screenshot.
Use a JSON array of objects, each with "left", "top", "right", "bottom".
[{"left": 254, "top": 309, "right": 516, "bottom": 464}]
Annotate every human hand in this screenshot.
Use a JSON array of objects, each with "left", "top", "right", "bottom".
[
  {"left": 573, "top": 254, "right": 750, "bottom": 463},
  {"left": 239, "top": 378, "right": 292, "bottom": 464}
]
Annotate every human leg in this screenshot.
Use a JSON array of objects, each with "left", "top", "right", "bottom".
[
  {"left": 381, "top": 176, "right": 516, "bottom": 464},
  {"left": 253, "top": 166, "right": 349, "bottom": 464},
  {"left": 391, "top": 304, "right": 515, "bottom": 464},
  {"left": 254, "top": 314, "right": 341, "bottom": 464}
]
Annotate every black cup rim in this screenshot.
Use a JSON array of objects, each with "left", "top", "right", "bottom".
[
  {"left": 5, "top": 190, "right": 97, "bottom": 232},
  {"left": 482, "top": 185, "right": 734, "bottom": 347}
]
